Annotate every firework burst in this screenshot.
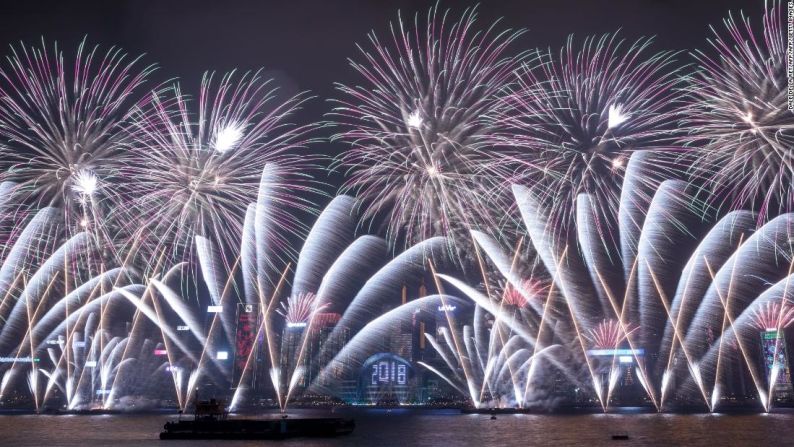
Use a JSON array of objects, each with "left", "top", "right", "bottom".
[
  {"left": 502, "top": 278, "right": 547, "bottom": 308},
  {"left": 0, "top": 38, "right": 156, "bottom": 230},
  {"left": 752, "top": 301, "right": 794, "bottom": 331},
  {"left": 125, "top": 70, "right": 322, "bottom": 266},
  {"left": 683, "top": 1, "right": 792, "bottom": 219},
  {"left": 332, "top": 4, "right": 525, "bottom": 258},
  {"left": 587, "top": 319, "right": 637, "bottom": 350},
  {"left": 492, "top": 33, "right": 684, "bottom": 244},
  {"left": 279, "top": 292, "right": 322, "bottom": 326}
]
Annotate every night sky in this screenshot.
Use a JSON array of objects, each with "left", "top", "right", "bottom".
[{"left": 0, "top": 0, "right": 756, "bottom": 179}]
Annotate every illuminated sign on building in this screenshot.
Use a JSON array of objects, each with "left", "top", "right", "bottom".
[
  {"left": 153, "top": 349, "right": 168, "bottom": 356},
  {"left": 176, "top": 325, "right": 189, "bottom": 331},
  {"left": 233, "top": 303, "right": 259, "bottom": 385},
  {"left": 355, "top": 353, "right": 414, "bottom": 405},
  {"left": 287, "top": 322, "right": 308, "bottom": 328},
  {"left": 85, "top": 360, "right": 97, "bottom": 368},
  {"left": 437, "top": 305, "right": 456, "bottom": 312},
  {"left": 371, "top": 360, "right": 408, "bottom": 386},
  {"left": 217, "top": 351, "right": 229, "bottom": 360},
  {"left": 0, "top": 357, "right": 39, "bottom": 363},
  {"left": 586, "top": 348, "right": 645, "bottom": 357},
  {"left": 207, "top": 305, "right": 223, "bottom": 313},
  {"left": 760, "top": 329, "right": 793, "bottom": 400}
]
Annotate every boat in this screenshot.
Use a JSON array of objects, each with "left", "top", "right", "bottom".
[
  {"left": 611, "top": 433, "right": 630, "bottom": 441},
  {"left": 159, "top": 399, "right": 355, "bottom": 440}
]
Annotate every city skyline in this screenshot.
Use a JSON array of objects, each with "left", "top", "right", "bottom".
[{"left": 0, "top": 0, "right": 792, "bottom": 425}]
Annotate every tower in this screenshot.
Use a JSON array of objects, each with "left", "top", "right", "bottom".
[{"left": 760, "top": 328, "right": 793, "bottom": 401}]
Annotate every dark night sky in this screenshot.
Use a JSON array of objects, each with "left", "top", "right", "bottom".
[{"left": 0, "top": 0, "right": 760, "bottom": 189}]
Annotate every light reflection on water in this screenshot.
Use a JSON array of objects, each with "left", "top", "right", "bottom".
[{"left": 0, "top": 409, "right": 792, "bottom": 447}]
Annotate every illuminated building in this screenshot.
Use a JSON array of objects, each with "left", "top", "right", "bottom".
[
  {"left": 308, "top": 312, "right": 343, "bottom": 387},
  {"left": 587, "top": 348, "right": 646, "bottom": 403},
  {"left": 280, "top": 321, "right": 308, "bottom": 390},
  {"left": 232, "top": 303, "right": 259, "bottom": 388},
  {"left": 760, "top": 329, "right": 793, "bottom": 401}
]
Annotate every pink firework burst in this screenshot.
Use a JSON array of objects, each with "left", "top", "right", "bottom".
[
  {"left": 0, "top": 38, "right": 157, "bottom": 243},
  {"left": 753, "top": 301, "right": 794, "bottom": 331},
  {"left": 502, "top": 279, "right": 548, "bottom": 308},
  {"left": 125, "top": 70, "right": 322, "bottom": 265},
  {"left": 279, "top": 292, "right": 324, "bottom": 326},
  {"left": 683, "top": 2, "right": 793, "bottom": 219},
  {"left": 491, "top": 32, "right": 684, "bottom": 244},
  {"left": 332, "top": 5, "right": 525, "bottom": 258},
  {"left": 588, "top": 319, "right": 638, "bottom": 350}
]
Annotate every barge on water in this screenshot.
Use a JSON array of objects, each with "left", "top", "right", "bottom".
[{"left": 160, "top": 399, "right": 355, "bottom": 440}]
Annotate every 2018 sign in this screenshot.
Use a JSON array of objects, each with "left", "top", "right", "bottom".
[{"left": 371, "top": 360, "right": 408, "bottom": 385}]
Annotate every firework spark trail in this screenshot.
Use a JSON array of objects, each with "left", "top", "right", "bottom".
[
  {"left": 473, "top": 237, "right": 550, "bottom": 406},
  {"left": 491, "top": 32, "right": 685, "bottom": 252},
  {"left": 521, "top": 261, "right": 561, "bottom": 405},
  {"left": 701, "top": 256, "right": 770, "bottom": 411},
  {"left": 635, "top": 180, "right": 704, "bottom": 355},
  {"left": 683, "top": 1, "right": 793, "bottom": 220},
  {"left": 3, "top": 281, "right": 148, "bottom": 406},
  {"left": 502, "top": 278, "right": 547, "bottom": 309},
  {"left": 643, "top": 262, "right": 712, "bottom": 409},
  {"left": 655, "top": 210, "right": 756, "bottom": 381},
  {"left": 681, "top": 214, "right": 794, "bottom": 362},
  {"left": 469, "top": 235, "right": 512, "bottom": 403},
  {"left": 755, "top": 261, "right": 794, "bottom": 411},
  {"left": 436, "top": 276, "right": 546, "bottom": 355},
  {"left": 464, "top": 233, "right": 566, "bottom": 407},
  {"left": 0, "top": 206, "right": 59, "bottom": 321},
  {"left": 0, "top": 177, "right": 207, "bottom": 409},
  {"left": 291, "top": 195, "right": 358, "bottom": 297},
  {"left": 328, "top": 237, "right": 451, "bottom": 340},
  {"left": 258, "top": 264, "right": 291, "bottom": 412},
  {"left": 332, "top": 4, "right": 526, "bottom": 259},
  {"left": 429, "top": 260, "right": 482, "bottom": 405},
  {"left": 0, "top": 232, "right": 92, "bottom": 354},
  {"left": 139, "top": 256, "right": 242, "bottom": 411}
]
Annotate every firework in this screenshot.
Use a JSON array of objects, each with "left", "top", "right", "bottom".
[
  {"left": 683, "top": 1, "right": 792, "bottom": 219},
  {"left": 125, "top": 70, "right": 322, "bottom": 266},
  {"left": 502, "top": 278, "right": 547, "bottom": 308},
  {"left": 279, "top": 292, "right": 321, "bottom": 326},
  {"left": 753, "top": 301, "right": 794, "bottom": 330},
  {"left": 0, "top": 38, "right": 156, "bottom": 231},
  {"left": 460, "top": 150, "right": 794, "bottom": 412},
  {"left": 0, "top": 195, "right": 158, "bottom": 410},
  {"left": 587, "top": 319, "right": 636, "bottom": 350},
  {"left": 139, "top": 188, "right": 459, "bottom": 412},
  {"left": 332, "top": 4, "right": 525, "bottom": 258},
  {"left": 492, "top": 33, "right": 684, "bottom": 244}
]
